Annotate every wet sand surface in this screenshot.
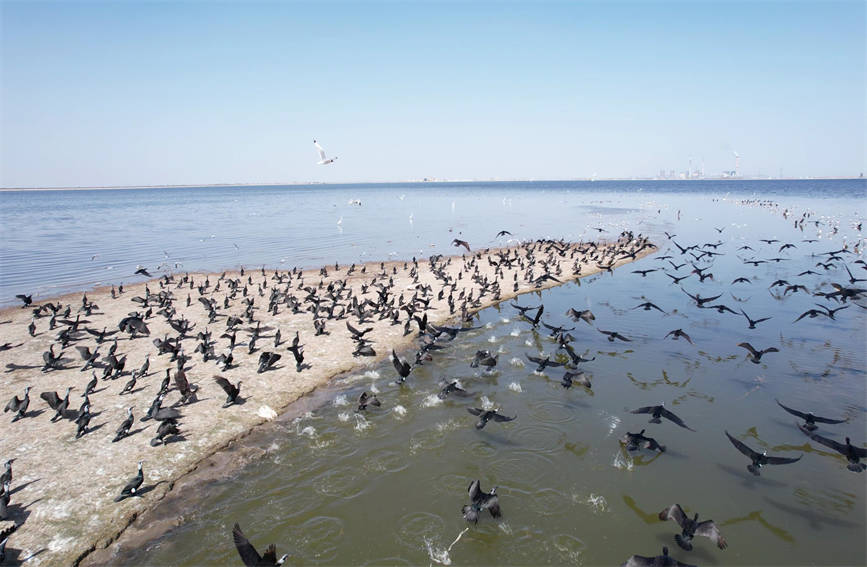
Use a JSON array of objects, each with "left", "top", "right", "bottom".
[{"left": 0, "top": 236, "right": 652, "bottom": 565}]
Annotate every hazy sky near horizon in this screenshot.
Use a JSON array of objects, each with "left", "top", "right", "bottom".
[{"left": 1, "top": 1, "right": 864, "bottom": 187}]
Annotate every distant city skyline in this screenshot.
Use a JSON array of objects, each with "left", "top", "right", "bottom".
[{"left": 1, "top": 1, "right": 864, "bottom": 188}]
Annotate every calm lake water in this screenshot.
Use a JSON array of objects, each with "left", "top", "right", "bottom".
[{"left": 3, "top": 180, "right": 866, "bottom": 565}]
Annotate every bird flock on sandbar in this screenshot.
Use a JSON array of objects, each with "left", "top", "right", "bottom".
[
  {"left": 0, "top": 230, "right": 656, "bottom": 563},
  {"left": 1, "top": 194, "right": 864, "bottom": 565}
]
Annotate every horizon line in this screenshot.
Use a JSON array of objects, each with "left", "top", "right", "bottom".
[{"left": 1, "top": 175, "right": 864, "bottom": 192}]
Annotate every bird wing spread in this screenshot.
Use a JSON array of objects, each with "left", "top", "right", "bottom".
[
  {"left": 695, "top": 520, "right": 727, "bottom": 549},
  {"left": 467, "top": 479, "right": 481, "bottom": 500},
  {"left": 660, "top": 408, "right": 693, "bottom": 430},
  {"left": 491, "top": 412, "right": 515, "bottom": 422},
  {"left": 776, "top": 399, "right": 808, "bottom": 420},
  {"left": 725, "top": 431, "right": 759, "bottom": 459},
  {"left": 765, "top": 454, "right": 802, "bottom": 465},
  {"left": 658, "top": 503, "right": 687, "bottom": 527},
  {"left": 213, "top": 376, "right": 232, "bottom": 395},
  {"left": 232, "top": 523, "right": 262, "bottom": 567},
  {"left": 40, "top": 391, "right": 61, "bottom": 409}
]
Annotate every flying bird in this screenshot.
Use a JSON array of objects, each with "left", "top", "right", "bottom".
[
  {"left": 621, "top": 429, "right": 665, "bottom": 452},
  {"left": 313, "top": 139, "right": 337, "bottom": 165},
  {"left": 663, "top": 329, "right": 693, "bottom": 344},
  {"left": 775, "top": 399, "right": 846, "bottom": 431},
  {"left": 658, "top": 503, "right": 727, "bottom": 551},
  {"left": 630, "top": 404, "right": 694, "bottom": 431},
  {"left": 452, "top": 239, "right": 471, "bottom": 252},
  {"left": 392, "top": 349, "right": 412, "bottom": 383},
  {"left": 740, "top": 309, "right": 772, "bottom": 329},
  {"left": 232, "top": 523, "right": 288, "bottom": 566},
  {"left": 798, "top": 426, "right": 867, "bottom": 472},
  {"left": 724, "top": 430, "right": 802, "bottom": 476},
  {"left": 737, "top": 342, "right": 779, "bottom": 364},
  {"left": 467, "top": 407, "right": 516, "bottom": 429},
  {"left": 461, "top": 479, "right": 501, "bottom": 524},
  {"left": 621, "top": 546, "right": 696, "bottom": 567}
]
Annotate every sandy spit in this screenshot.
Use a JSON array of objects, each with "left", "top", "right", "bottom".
[{"left": 0, "top": 236, "right": 654, "bottom": 566}]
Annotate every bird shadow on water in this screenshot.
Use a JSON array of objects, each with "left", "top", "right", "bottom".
[
  {"left": 477, "top": 430, "right": 519, "bottom": 447},
  {"left": 762, "top": 496, "right": 860, "bottom": 530},
  {"left": 716, "top": 463, "right": 787, "bottom": 488},
  {"left": 658, "top": 447, "right": 689, "bottom": 460}
]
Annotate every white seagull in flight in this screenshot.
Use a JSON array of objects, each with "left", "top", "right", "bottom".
[{"left": 314, "top": 139, "right": 337, "bottom": 165}]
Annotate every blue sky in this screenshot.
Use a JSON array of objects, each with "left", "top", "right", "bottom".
[{"left": 1, "top": 1, "right": 864, "bottom": 187}]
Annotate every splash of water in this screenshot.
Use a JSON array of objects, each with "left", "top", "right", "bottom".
[
  {"left": 612, "top": 450, "right": 633, "bottom": 471},
  {"left": 298, "top": 425, "right": 317, "bottom": 438},
  {"left": 425, "top": 527, "right": 468, "bottom": 566},
  {"left": 586, "top": 493, "right": 607, "bottom": 513},
  {"left": 508, "top": 382, "right": 523, "bottom": 393},
  {"left": 333, "top": 394, "right": 349, "bottom": 407},
  {"left": 509, "top": 357, "right": 525, "bottom": 368},
  {"left": 354, "top": 413, "right": 370, "bottom": 431},
  {"left": 422, "top": 394, "right": 444, "bottom": 408},
  {"left": 393, "top": 405, "right": 407, "bottom": 417}
]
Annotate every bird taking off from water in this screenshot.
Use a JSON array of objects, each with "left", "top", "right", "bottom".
[{"left": 314, "top": 140, "right": 337, "bottom": 165}]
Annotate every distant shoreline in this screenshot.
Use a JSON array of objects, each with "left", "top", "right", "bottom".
[{"left": 1, "top": 177, "right": 863, "bottom": 192}]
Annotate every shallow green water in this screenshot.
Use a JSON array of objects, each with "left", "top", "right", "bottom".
[{"left": 123, "top": 194, "right": 865, "bottom": 566}]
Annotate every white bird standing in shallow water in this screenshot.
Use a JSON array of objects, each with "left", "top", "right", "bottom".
[{"left": 314, "top": 139, "right": 337, "bottom": 165}]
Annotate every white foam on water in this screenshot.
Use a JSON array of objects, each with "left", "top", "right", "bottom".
[
  {"left": 500, "top": 317, "right": 510, "bottom": 323},
  {"left": 613, "top": 450, "right": 633, "bottom": 471},
  {"left": 422, "top": 394, "right": 444, "bottom": 408},
  {"left": 298, "top": 425, "right": 317, "bottom": 437},
  {"left": 510, "top": 327, "right": 521, "bottom": 337},
  {"left": 488, "top": 335, "right": 498, "bottom": 343},
  {"left": 425, "top": 538, "right": 452, "bottom": 565},
  {"left": 435, "top": 419, "right": 461, "bottom": 433},
  {"left": 498, "top": 522, "right": 512, "bottom": 534},
  {"left": 333, "top": 394, "right": 349, "bottom": 407},
  {"left": 338, "top": 412, "right": 351, "bottom": 422},
  {"left": 354, "top": 413, "right": 370, "bottom": 431},
  {"left": 508, "top": 382, "right": 523, "bottom": 393},
  {"left": 485, "top": 321, "right": 494, "bottom": 329},
  {"left": 586, "top": 493, "right": 607, "bottom": 513},
  {"left": 524, "top": 339, "right": 534, "bottom": 346},
  {"left": 362, "top": 370, "right": 381, "bottom": 380},
  {"left": 509, "top": 357, "right": 525, "bottom": 368},
  {"left": 370, "top": 384, "right": 380, "bottom": 394},
  {"left": 480, "top": 396, "right": 496, "bottom": 410},
  {"left": 393, "top": 404, "right": 407, "bottom": 417}
]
